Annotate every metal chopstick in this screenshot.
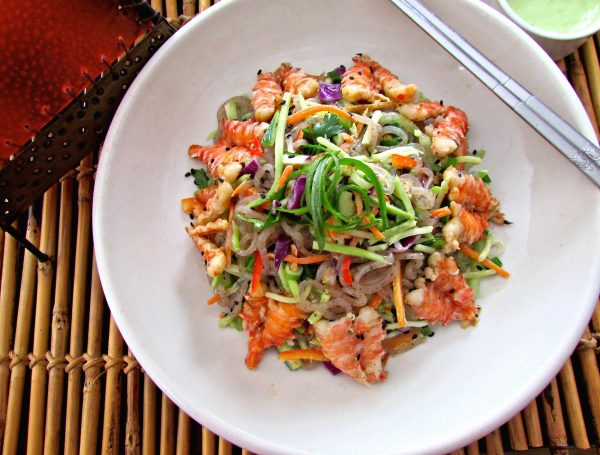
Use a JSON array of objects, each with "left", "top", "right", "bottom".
[{"left": 388, "top": 0, "right": 600, "bottom": 189}]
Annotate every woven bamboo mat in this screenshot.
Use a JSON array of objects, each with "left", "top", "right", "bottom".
[{"left": 0, "top": 1, "right": 599, "bottom": 453}]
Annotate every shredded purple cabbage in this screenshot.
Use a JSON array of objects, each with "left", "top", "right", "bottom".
[
  {"left": 323, "top": 361, "right": 341, "bottom": 376},
  {"left": 390, "top": 235, "right": 418, "bottom": 252},
  {"left": 318, "top": 83, "right": 342, "bottom": 103},
  {"left": 240, "top": 157, "right": 260, "bottom": 177},
  {"left": 273, "top": 234, "right": 292, "bottom": 272},
  {"left": 286, "top": 175, "right": 307, "bottom": 209}
]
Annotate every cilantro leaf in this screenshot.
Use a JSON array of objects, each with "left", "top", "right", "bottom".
[
  {"left": 327, "top": 70, "right": 342, "bottom": 84},
  {"left": 302, "top": 113, "right": 349, "bottom": 143},
  {"left": 190, "top": 168, "right": 210, "bottom": 189}
]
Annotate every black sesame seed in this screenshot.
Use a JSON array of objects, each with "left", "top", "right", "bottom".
[
  {"left": 356, "top": 53, "right": 363, "bottom": 57},
  {"left": 476, "top": 265, "right": 483, "bottom": 271},
  {"left": 504, "top": 220, "right": 513, "bottom": 225},
  {"left": 357, "top": 71, "right": 362, "bottom": 75},
  {"left": 412, "top": 334, "right": 418, "bottom": 340},
  {"left": 472, "top": 149, "right": 477, "bottom": 155},
  {"left": 210, "top": 159, "right": 215, "bottom": 163},
  {"left": 449, "top": 289, "right": 455, "bottom": 294},
  {"left": 225, "top": 147, "right": 231, "bottom": 151},
  {"left": 439, "top": 100, "right": 444, "bottom": 105},
  {"left": 189, "top": 213, "right": 194, "bottom": 219},
  {"left": 356, "top": 353, "right": 361, "bottom": 361},
  {"left": 184, "top": 172, "right": 191, "bottom": 177},
  {"left": 280, "top": 99, "right": 286, "bottom": 105},
  {"left": 257, "top": 69, "right": 262, "bottom": 75},
  {"left": 190, "top": 222, "right": 194, "bottom": 227},
  {"left": 218, "top": 178, "right": 224, "bottom": 183},
  {"left": 288, "top": 154, "right": 295, "bottom": 158},
  {"left": 428, "top": 332, "right": 435, "bottom": 337},
  {"left": 349, "top": 76, "right": 355, "bottom": 80},
  {"left": 435, "top": 159, "right": 441, "bottom": 165}
]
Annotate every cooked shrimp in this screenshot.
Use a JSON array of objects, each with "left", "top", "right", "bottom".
[
  {"left": 252, "top": 71, "right": 282, "bottom": 122},
  {"left": 195, "top": 186, "right": 217, "bottom": 205},
  {"left": 315, "top": 315, "right": 366, "bottom": 384},
  {"left": 444, "top": 166, "right": 498, "bottom": 215},
  {"left": 195, "top": 181, "right": 233, "bottom": 225},
  {"left": 186, "top": 227, "right": 227, "bottom": 277},
  {"left": 399, "top": 103, "right": 469, "bottom": 156},
  {"left": 442, "top": 202, "right": 488, "bottom": 251},
  {"left": 241, "top": 294, "right": 268, "bottom": 369},
  {"left": 188, "top": 219, "right": 228, "bottom": 236},
  {"left": 181, "top": 197, "right": 203, "bottom": 217},
  {"left": 221, "top": 119, "right": 268, "bottom": 147},
  {"left": 275, "top": 63, "right": 319, "bottom": 99},
  {"left": 189, "top": 143, "right": 252, "bottom": 182},
  {"left": 315, "top": 307, "right": 387, "bottom": 384},
  {"left": 354, "top": 307, "right": 387, "bottom": 383},
  {"left": 341, "top": 55, "right": 384, "bottom": 104},
  {"left": 399, "top": 102, "right": 446, "bottom": 122},
  {"left": 241, "top": 297, "right": 305, "bottom": 369},
  {"left": 261, "top": 300, "right": 306, "bottom": 348},
  {"left": 406, "top": 253, "right": 476, "bottom": 325},
  {"left": 359, "top": 54, "right": 417, "bottom": 103}
]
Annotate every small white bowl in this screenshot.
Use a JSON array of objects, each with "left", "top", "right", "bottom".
[{"left": 498, "top": 0, "right": 600, "bottom": 59}]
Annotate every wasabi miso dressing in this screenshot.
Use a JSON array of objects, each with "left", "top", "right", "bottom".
[{"left": 506, "top": 0, "right": 600, "bottom": 34}]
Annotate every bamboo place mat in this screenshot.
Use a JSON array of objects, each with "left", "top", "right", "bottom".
[{"left": 1, "top": 2, "right": 600, "bottom": 454}]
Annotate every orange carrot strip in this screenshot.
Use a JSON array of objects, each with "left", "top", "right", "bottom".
[
  {"left": 368, "top": 293, "right": 383, "bottom": 309},
  {"left": 364, "top": 217, "right": 385, "bottom": 240},
  {"left": 207, "top": 294, "right": 221, "bottom": 305},
  {"left": 231, "top": 180, "right": 252, "bottom": 198},
  {"left": 393, "top": 261, "right": 407, "bottom": 327},
  {"left": 391, "top": 154, "right": 417, "bottom": 169},
  {"left": 431, "top": 207, "right": 452, "bottom": 218},
  {"left": 284, "top": 254, "right": 329, "bottom": 265},
  {"left": 286, "top": 104, "right": 355, "bottom": 125},
  {"left": 275, "top": 165, "right": 294, "bottom": 192},
  {"left": 353, "top": 191, "right": 364, "bottom": 216},
  {"left": 278, "top": 349, "right": 328, "bottom": 362},
  {"left": 459, "top": 244, "right": 510, "bottom": 278}
]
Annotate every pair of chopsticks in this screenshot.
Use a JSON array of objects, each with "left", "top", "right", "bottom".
[{"left": 389, "top": 0, "right": 600, "bottom": 189}]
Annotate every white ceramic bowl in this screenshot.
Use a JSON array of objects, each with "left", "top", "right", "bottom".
[
  {"left": 93, "top": 0, "right": 600, "bottom": 454},
  {"left": 497, "top": 0, "right": 600, "bottom": 59}
]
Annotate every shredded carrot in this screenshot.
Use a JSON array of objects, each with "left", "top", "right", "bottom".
[
  {"left": 393, "top": 261, "right": 407, "bottom": 327},
  {"left": 459, "top": 243, "right": 510, "bottom": 278},
  {"left": 391, "top": 154, "right": 418, "bottom": 169},
  {"left": 341, "top": 256, "right": 353, "bottom": 285},
  {"left": 286, "top": 104, "right": 355, "bottom": 125},
  {"left": 431, "top": 206, "right": 452, "bottom": 218},
  {"left": 207, "top": 293, "right": 221, "bottom": 305},
  {"left": 353, "top": 191, "right": 364, "bottom": 216},
  {"left": 231, "top": 180, "right": 252, "bottom": 198},
  {"left": 275, "top": 165, "right": 294, "bottom": 192},
  {"left": 284, "top": 254, "right": 329, "bottom": 265},
  {"left": 364, "top": 217, "right": 385, "bottom": 240},
  {"left": 251, "top": 250, "right": 263, "bottom": 294},
  {"left": 278, "top": 349, "right": 328, "bottom": 362},
  {"left": 349, "top": 236, "right": 360, "bottom": 247},
  {"left": 368, "top": 293, "right": 383, "bottom": 309}
]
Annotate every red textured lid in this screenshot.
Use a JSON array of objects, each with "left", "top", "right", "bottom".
[{"left": 0, "top": 0, "right": 151, "bottom": 161}]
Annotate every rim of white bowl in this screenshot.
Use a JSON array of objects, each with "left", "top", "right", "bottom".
[
  {"left": 93, "top": 0, "right": 600, "bottom": 454},
  {"left": 498, "top": 0, "right": 600, "bottom": 40}
]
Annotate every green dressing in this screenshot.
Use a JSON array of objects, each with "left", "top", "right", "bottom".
[{"left": 507, "top": 0, "right": 600, "bottom": 34}]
